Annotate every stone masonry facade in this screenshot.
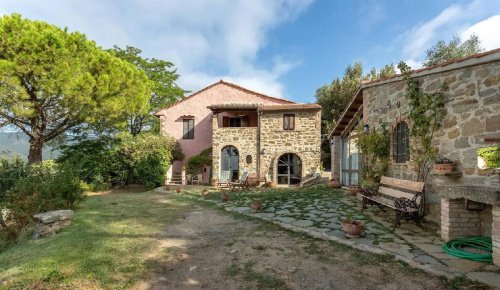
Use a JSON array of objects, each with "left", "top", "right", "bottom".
[
  {"left": 362, "top": 60, "right": 500, "bottom": 223},
  {"left": 260, "top": 110, "right": 322, "bottom": 182},
  {"left": 211, "top": 108, "right": 321, "bottom": 185}
]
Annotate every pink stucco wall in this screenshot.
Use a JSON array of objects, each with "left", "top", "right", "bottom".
[{"left": 156, "top": 81, "right": 293, "bottom": 173}]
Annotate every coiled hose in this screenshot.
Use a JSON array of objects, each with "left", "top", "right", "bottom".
[{"left": 442, "top": 236, "right": 492, "bottom": 263}]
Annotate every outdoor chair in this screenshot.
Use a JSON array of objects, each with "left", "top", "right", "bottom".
[
  {"left": 217, "top": 171, "right": 231, "bottom": 189},
  {"left": 191, "top": 173, "right": 203, "bottom": 185},
  {"left": 230, "top": 171, "right": 249, "bottom": 191}
]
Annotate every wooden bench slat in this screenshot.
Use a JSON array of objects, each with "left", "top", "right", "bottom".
[
  {"left": 378, "top": 186, "right": 421, "bottom": 204},
  {"left": 363, "top": 195, "right": 396, "bottom": 209},
  {"left": 380, "top": 176, "right": 424, "bottom": 192}
]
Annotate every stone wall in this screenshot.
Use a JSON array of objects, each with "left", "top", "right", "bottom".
[
  {"left": 211, "top": 115, "right": 258, "bottom": 181},
  {"left": 362, "top": 60, "right": 500, "bottom": 223},
  {"left": 211, "top": 110, "right": 322, "bottom": 184},
  {"left": 260, "top": 110, "right": 322, "bottom": 181},
  {"left": 33, "top": 209, "right": 73, "bottom": 239}
]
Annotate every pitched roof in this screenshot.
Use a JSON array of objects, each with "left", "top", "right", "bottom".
[
  {"left": 328, "top": 48, "right": 500, "bottom": 138},
  {"left": 361, "top": 48, "right": 500, "bottom": 88},
  {"left": 207, "top": 103, "right": 261, "bottom": 110},
  {"left": 260, "top": 104, "right": 322, "bottom": 111},
  {"left": 155, "top": 80, "right": 295, "bottom": 116}
]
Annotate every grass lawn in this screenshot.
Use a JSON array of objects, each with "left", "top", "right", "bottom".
[{"left": 0, "top": 186, "right": 189, "bottom": 289}]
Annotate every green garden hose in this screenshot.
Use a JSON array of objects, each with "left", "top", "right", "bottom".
[{"left": 442, "top": 236, "right": 492, "bottom": 263}]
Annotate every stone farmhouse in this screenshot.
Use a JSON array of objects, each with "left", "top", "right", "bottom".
[
  {"left": 329, "top": 49, "right": 500, "bottom": 264},
  {"left": 155, "top": 80, "right": 322, "bottom": 186}
]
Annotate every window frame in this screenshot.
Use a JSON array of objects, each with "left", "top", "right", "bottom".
[
  {"left": 183, "top": 118, "right": 194, "bottom": 139},
  {"left": 283, "top": 114, "right": 295, "bottom": 130},
  {"left": 394, "top": 121, "right": 409, "bottom": 163}
]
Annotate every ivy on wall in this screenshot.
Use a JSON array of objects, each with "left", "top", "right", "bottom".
[{"left": 397, "top": 62, "right": 447, "bottom": 182}]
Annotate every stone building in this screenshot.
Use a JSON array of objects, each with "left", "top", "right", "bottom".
[
  {"left": 155, "top": 80, "right": 294, "bottom": 184},
  {"left": 156, "top": 80, "right": 322, "bottom": 186},
  {"left": 209, "top": 103, "right": 322, "bottom": 186},
  {"left": 329, "top": 49, "right": 500, "bottom": 264}
]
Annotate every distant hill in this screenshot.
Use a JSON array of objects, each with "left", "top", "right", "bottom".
[{"left": 0, "top": 132, "right": 61, "bottom": 161}]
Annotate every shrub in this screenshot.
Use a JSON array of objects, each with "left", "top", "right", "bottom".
[
  {"left": 0, "top": 156, "right": 29, "bottom": 197},
  {"left": 0, "top": 159, "right": 85, "bottom": 244},
  {"left": 185, "top": 147, "right": 212, "bottom": 176},
  {"left": 477, "top": 146, "right": 500, "bottom": 168},
  {"left": 57, "top": 138, "right": 128, "bottom": 190},
  {"left": 118, "top": 133, "right": 178, "bottom": 189}
]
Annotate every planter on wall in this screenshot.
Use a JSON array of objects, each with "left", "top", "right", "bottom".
[{"left": 434, "top": 163, "right": 454, "bottom": 174}]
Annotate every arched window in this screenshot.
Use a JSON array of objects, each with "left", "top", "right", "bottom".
[{"left": 394, "top": 121, "right": 409, "bottom": 163}]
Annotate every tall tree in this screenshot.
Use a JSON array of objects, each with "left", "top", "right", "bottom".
[
  {"left": 423, "top": 34, "right": 484, "bottom": 67},
  {"left": 316, "top": 62, "right": 364, "bottom": 133},
  {"left": 0, "top": 14, "right": 151, "bottom": 163},
  {"left": 110, "top": 46, "right": 185, "bottom": 136}
]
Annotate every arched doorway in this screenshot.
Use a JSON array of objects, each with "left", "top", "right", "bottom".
[
  {"left": 221, "top": 146, "right": 239, "bottom": 181},
  {"left": 277, "top": 153, "right": 302, "bottom": 185}
]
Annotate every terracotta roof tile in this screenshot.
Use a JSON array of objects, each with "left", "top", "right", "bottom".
[
  {"left": 260, "top": 104, "right": 322, "bottom": 111},
  {"left": 155, "top": 80, "right": 295, "bottom": 116}
]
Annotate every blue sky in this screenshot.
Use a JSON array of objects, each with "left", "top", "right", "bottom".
[{"left": 1, "top": 0, "right": 499, "bottom": 103}]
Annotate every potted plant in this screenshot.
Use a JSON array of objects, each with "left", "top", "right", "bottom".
[
  {"left": 346, "top": 184, "right": 360, "bottom": 195},
  {"left": 250, "top": 200, "right": 263, "bottom": 212},
  {"left": 268, "top": 181, "right": 276, "bottom": 188},
  {"left": 341, "top": 220, "right": 364, "bottom": 238},
  {"left": 328, "top": 178, "right": 341, "bottom": 188},
  {"left": 434, "top": 157, "right": 454, "bottom": 174},
  {"left": 202, "top": 188, "right": 209, "bottom": 197},
  {"left": 221, "top": 192, "right": 230, "bottom": 202},
  {"left": 176, "top": 186, "right": 182, "bottom": 194}
]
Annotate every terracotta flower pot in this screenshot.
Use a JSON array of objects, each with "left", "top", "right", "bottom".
[
  {"left": 346, "top": 185, "right": 360, "bottom": 195},
  {"left": 221, "top": 193, "right": 230, "bottom": 202},
  {"left": 202, "top": 189, "right": 209, "bottom": 197},
  {"left": 341, "top": 220, "right": 364, "bottom": 238},
  {"left": 176, "top": 187, "right": 182, "bottom": 194},
  {"left": 328, "top": 180, "right": 341, "bottom": 188},
  {"left": 268, "top": 181, "right": 276, "bottom": 188},
  {"left": 434, "top": 163, "right": 454, "bottom": 174},
  {"left": 251, "top": 200, "right": 263, "bottom": 212}
]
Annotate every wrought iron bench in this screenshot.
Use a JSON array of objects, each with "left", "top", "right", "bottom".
[{"left": 361, "top": 176, "right": 425, "bottom": 230}]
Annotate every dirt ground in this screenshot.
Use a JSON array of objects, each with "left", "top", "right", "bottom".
[{"left": 137, "top": 200, "right": 480, "bottom": 290}]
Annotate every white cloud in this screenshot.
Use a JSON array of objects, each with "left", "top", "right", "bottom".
[
  {"left": 399, "top": 0, "right": 500, "bottom": 64},
  {"left": 0, "top": 0, "right": 312, "bottom": 98},
  {"left": 461, "top": 15, "right": 500, "bottom": 50}
]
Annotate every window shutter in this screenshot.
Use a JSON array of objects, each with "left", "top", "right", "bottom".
[
  {"left": 241, "top": 116, "right": 249, "bottom": 127},
  {"left": 223, "top": 116, "right": 229, "bottom": 127}
]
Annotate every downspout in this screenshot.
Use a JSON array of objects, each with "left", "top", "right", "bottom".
[{"left": 257, "top": 108, "right": 262, "bottom": 185}]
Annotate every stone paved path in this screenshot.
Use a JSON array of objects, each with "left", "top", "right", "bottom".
[{"left": 178, "top": 185, "right": 500, "bottom": 288}]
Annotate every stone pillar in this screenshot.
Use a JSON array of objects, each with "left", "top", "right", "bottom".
[
  {"left": 492, "top": 205, "right": 500, "bottom": 266},
  {"left": 441, "top": 197, "right": 481, "bottom": 241},
  {"left": 330, "top": 136, "right": 342, "bottom": 181}
]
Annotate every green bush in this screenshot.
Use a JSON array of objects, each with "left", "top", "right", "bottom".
[
  {"left": 185, "top": 147, "right": 212, "bottom": 176},
  {"left": 0, "top": 156, "right": 29, "bottom": 197},
  {"left": 0, "top": 159, "right": 85, "bottom": 244},
  {"left": 478, "top": 146, "right": 500, "bottom": 168},
  {"left": 356, "top": 125, "right": 390, "bottom": 185},
  {"left": 57, "top": 138, "right": 128, "bottom": 190},
  {"left": 118, "top": 133, "right": 178, "bottom": 189}
]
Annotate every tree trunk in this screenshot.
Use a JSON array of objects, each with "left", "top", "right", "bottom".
[
  {"left": 28, "top": 138, "right": 43, "bottom": 164},
  {"left": 127, "top": 166, "right": 135, "bottom": 185}
]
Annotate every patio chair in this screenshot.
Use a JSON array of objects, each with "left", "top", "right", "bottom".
[
  {"left": 230, "top": 171, "right": 249, "bottom": 191},
  {"left": 217, "top": 171, "right": 231, "bottom": 189},
  {"left": 191, "top": 173, "right": 203, "bottom": 185}
]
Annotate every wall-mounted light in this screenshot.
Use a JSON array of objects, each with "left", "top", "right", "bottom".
[
  {"left": 363, "top": 124, "right": 370, "bottom": 133},
  {"left": 260, "top": 148, "right": 266, "bottom": 155}
]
